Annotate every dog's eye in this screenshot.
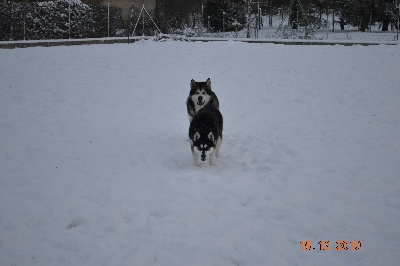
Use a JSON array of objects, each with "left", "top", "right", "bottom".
[
  {"left": 195, "top": 92, "right": 199, "bottom": 95},
  {"left": 202, "top": 92, "right": 206, "bottom": 95}
]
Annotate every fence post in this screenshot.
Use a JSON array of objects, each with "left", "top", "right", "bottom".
[
  {"left": 246, "top": 0, "right": 250, "bottom": 38},
  {"left": 369, "top": 11, "right": 372, "bottom": 32},
  {"left": 326, "top": 8, "right": 329, "bottom": 40},
  {"left": 23, "top": 5, "right": 26, "bottom": 40},
  {"left": 142, "top": 4, "right": 146, "bottom": 35},
  {"left": 68, "top": 0, "right": 71, "bottom": 39},
  {"left": 202, "top": 4, "right": 203, "bottom": 26},
  {"left": 397, "top": 1, "right": 399, "bottom": 41},
  {"left": 222, "top": 10, "right": 225, "bottom": 32},
  {"left": 108, "top": 2, "right": 110, "bottom": 37}
]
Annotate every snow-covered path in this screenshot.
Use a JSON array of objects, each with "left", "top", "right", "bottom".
[{"left": 1, "top": 41, "right": 399, "bottom": 265}]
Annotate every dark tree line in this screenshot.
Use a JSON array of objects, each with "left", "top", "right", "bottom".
[
  {"left": 270, "top": 0, "right": 399, "bottom": 32},
  {"left": 1, "top": 0, "right": 399, "bottom": 41},
  {"left": 155, "top": 0, "right": 202, "bottom": 33},
  {"left": 153, "top": 0, "right": 248, "bottom": 33},
  {"left": 154, "top": 0, "right": 399, "bottom": 33},
  {"left": 334, "top": 0, "right": 399, "bottom": 32},
  {"left": 0, "top": 0, "right": 125, "bottom": 41},
  {"left": 202, "top": 0, "right": 246, "bottom": 32}
]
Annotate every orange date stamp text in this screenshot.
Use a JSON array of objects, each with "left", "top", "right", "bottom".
[{"left": 299, "top": 240, "right": 362, "bottom": 251}]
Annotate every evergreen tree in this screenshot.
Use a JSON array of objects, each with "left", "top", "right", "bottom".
[
  {"left": 0, "top": 1, "right": 25, "bottom": 41},
  {"left": 335, "top": 0, "right": 397, "bottom": 32},
  {"left": 155, "top": 0, "right": 202, "bottom": 34},
  {"left": 203, "top": 0, "right": 244, "bottom": 32},
  {"left": 0, "top": 0, "right": 124, "bottom": 41}
]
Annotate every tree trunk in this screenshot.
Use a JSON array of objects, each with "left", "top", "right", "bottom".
[
  {"left": 290, "top": 3, "right": 298, "bottom": 29},
  {"left": 382, "top": 20, "right": 389, "bottom": 31},
  {"left": 359, "top": 12, "right": 369, "bottom": 32},
  {"left": 360, "top": 18, "right": 368, "bottom": 32}
]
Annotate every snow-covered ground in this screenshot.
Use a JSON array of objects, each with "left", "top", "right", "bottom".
[{"left": 0, "top": 41, "right": 399, "bottom": 265}]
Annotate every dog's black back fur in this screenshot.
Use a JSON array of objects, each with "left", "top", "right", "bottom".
[{"left": 189, "top": 105, "right": 223, "bottom": 146}]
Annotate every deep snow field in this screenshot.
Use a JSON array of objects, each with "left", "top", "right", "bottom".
[{"left": 1, "top": 40, "right": 399, "bottom": 265}]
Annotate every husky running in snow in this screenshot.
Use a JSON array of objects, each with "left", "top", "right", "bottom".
[
  {"left": 189, "top": 105, "right": 223, "bottom": 166},
  {"left": 186, "top": 78, "right": 219, "bottom": 122}
]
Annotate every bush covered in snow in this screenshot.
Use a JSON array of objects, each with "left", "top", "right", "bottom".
[{"left": 0, "top": 0, "right": 124, "bottom": 41}]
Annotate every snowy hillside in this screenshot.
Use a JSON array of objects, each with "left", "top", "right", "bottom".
[{"left": 0, "top": 41, "right": 399, "bottom": 265}]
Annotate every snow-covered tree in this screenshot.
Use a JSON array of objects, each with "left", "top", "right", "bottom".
[
  {"left": 155, "top": 0, "right": 202, "bottom": 34},
  {"left": 0, "top": 1, "right": 25, "bottom": 41},
  {"left": 203, "top": 0, "right": 245, "bottom": 32},
  {"left": 334, "top": 0, "right": 398, "bottom": 32},
  {"left": 0, "top": 0, "right": 125, "bottom": 41},
  {"left": 91, "top": 3, "right": 125, "bottom": 37}
]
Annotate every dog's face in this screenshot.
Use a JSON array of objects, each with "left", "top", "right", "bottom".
[
  {"left": 191, "top": 88, "right": 211, "bottom": 108},
  {"left": 190, "top": 78, "right": 212, "bottom": 109},
  {"left": 191, "top": 132, "right": 216, "bottom": 162}
]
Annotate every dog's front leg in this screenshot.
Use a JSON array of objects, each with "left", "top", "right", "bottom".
[
  {"left": 192, "top": 150, "right": 200, "bottom": 166},
  {"left": 215, "top": 137, "right": 222, "bottom": 158},
  {"left": 209, "top": 151, "right": 216, "bottom": 166}
]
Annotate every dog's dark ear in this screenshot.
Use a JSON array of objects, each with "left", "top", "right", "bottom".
[
  {"left": 208, "top": 132, "right": 214, "bottom": 142},
  {"left": 206, "top": 78, "right": 211, "bottom": 88},
  {"left": 191, "top": 79, "right": 196, "bottom": 89},
  {"left": 194, "top": 132, "right": 200, "bottom": 141}
]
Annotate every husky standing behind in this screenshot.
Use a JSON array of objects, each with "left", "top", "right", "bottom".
[
  {"left": 189, "top": 105, "right": 223, "bottom": 166},
  {"left": 186, "top": 78, "right": 220, "bottom": 122}
]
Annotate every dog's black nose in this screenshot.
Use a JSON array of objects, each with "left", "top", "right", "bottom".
[
  {"left": 198, "top": 96, "right": 203, "bottom": 102},
  {"left": 201, "top": 154, "right": 206, "bottom": 161}
]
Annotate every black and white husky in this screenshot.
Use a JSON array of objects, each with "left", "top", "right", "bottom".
[
  {"left": 189, "top": 105, "right": 223, "bottom": 166},
  {"left": 186, "top": 78, "right": 220, "bottom": 122}
]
